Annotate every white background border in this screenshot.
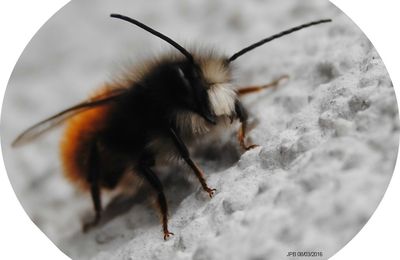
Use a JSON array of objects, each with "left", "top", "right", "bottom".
[{"left": 0, "top": 0, "right": 398, "bottom": 259}]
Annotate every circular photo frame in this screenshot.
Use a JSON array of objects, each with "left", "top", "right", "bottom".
[{"left": 1, "top": 0, "right": 398, "bottom": 259}]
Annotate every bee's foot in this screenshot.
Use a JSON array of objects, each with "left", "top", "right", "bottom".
[
  {"left": 244, "top": 144, "right": 259, "bottom": 151},
  {"left": 82, "top": 218, "right": 99, "bottom": 233},
  {"left": 163, "top": 231, "right": 174, "bottom": 240},
  {"left": 204, "top": 187, "right": 217, "bottom": 198}
]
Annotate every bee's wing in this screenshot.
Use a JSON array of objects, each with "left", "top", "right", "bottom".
[{"left": 12, "top": 89, "right": 127, "bottom": 147}]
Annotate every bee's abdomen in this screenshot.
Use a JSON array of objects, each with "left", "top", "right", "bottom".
[{"left": 59, "top": 86, "right": 115, "bottom": 190}]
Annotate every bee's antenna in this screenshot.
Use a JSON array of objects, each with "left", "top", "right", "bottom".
[
  {"left": 110, "top": 14, "right": 194, "bottom": 62},
  {"left": 228, "top": 19, "right": 332, "bottom": 62}
]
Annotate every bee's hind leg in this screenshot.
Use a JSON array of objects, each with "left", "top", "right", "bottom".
[
  {"left": 237, "top": 75, "right": 288, "bottom": 96},
  {"left": 83, "top": 142, "right": 103, "bottom": 233}
]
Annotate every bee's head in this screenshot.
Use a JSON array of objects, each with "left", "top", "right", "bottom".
[
  {"left": 171, "top": 61, "right": 217, "bottom": 124},
  {"left": 170, "top": 56, "right": 237, "bottom": 124}
]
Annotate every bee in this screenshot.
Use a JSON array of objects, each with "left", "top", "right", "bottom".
[{"left": 12, "top": 14, "right": 331, "bottom": 240}]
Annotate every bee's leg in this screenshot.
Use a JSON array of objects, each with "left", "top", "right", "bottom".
[
  {"left": 83, "top": 142, "right": 102, "bottom": 233},
  {"left": 169, "top": 127, "right": 216, "bottom": 198},
  {"left": 235, "top": 100, "right": 259, "bottom": 151},
  {"left": 237, "top": 75, "right": 288, "bottom": 96},
  {"left": 138, "top": 154, "right": 174, "bottom": 240}
]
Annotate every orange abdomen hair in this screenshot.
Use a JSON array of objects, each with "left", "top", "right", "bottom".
[{"left": 59, "top": 86, "right": 115, "bottom": 190}]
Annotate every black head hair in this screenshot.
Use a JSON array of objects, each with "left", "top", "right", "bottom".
[{"left": 139, "top": 59, "right": 216, "bottom": 125}]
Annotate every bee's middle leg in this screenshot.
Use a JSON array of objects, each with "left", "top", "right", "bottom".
[{"left": 138, "top": 154, "right": 174, "bottom": 240}]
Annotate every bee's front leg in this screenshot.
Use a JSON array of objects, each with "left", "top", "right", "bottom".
[
  {"left": 234, "top": 100, "right": 259, "bottom": 151},
  {"left": 169, "top": 127, "right": 216, "bottom": 198}
]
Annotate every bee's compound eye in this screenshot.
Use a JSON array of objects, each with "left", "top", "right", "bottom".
[
  {"left": 175, "top": 67, "right": 191, "bottom": 91},
  {"left": 177, "top": 67, "right": 185, "bottom": 79},
  {"left": 192, "top": 67, "right": 201, "bottom": 79}
]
